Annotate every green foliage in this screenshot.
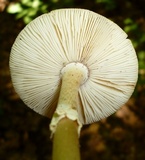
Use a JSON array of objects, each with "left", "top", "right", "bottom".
[
  {"left": 138, "top": 51, "right": 145, "bottom": 69},
  {"left": 124, "top": 18, "right": 138, "bottom": 33},
  {"left": 7, "top": 0, "right": 74, "bottom": 24},
  {"left": 138, "top": 50, "right": 145, "bottom": 85},
  {"left": 7, "top": 0, "right": 48, "bottom": 23},
  {"left": 95, "top": 0, "right": 116, "bottom": 10}
]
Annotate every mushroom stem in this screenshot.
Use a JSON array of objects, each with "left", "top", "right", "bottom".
[
  {"left": 50, "top": 62, "right": 88, "bottom": 135},
  {"left": 58, "top": 63, "right": 85, "bottom": 112},
  {"left": 52, "top": 118, "right": 81, "bottom": 160},
  {"left": 50, "top": 62, "right": 88, "bottom": 160}
]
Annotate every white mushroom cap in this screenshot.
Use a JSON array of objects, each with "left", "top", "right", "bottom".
[{"left": 9, "top": 9, "right": 138, "bottom": 124}]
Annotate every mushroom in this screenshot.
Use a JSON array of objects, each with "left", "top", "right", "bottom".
[{"left": 9, "top": 8, "right": 138, "bottom": 160}]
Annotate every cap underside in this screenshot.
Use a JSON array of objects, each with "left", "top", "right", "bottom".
[{"left": 10, "top": 9, "right": 138, "bottom": 124}]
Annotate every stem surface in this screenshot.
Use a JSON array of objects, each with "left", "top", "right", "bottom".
[
  {"left": 50, "top": 63, "right": 88, "bottom": 160},
  {"left": 52, "top": 118, "right": 81, "bottom": 160}
]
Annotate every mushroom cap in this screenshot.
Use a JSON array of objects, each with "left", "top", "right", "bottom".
[{"left": 9, "top": 9, "right": 138, "bottom": 124}]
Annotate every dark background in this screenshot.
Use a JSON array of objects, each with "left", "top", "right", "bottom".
[{"left": 0, "top": 0, "right": 145, "bottom": 159}]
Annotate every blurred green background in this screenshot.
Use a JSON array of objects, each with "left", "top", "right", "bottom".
[{"left": 0, "top": 0, "right": 145, "bottom": 160}]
